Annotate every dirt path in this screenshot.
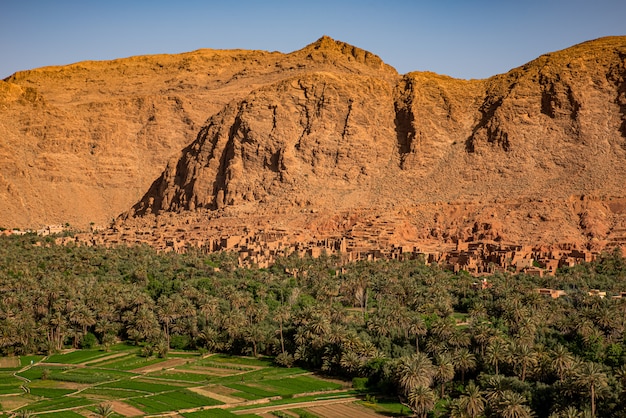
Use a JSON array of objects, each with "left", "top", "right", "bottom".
[{"left": 231, "top": 396, "right": 359, "bottom": 415}]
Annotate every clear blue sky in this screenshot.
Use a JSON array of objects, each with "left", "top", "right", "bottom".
[{"left": 1, "top": 0, "right": 625, "bottom": 80}]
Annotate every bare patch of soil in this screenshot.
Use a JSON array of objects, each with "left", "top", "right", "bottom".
[
  {"left": 188, "top": 386, "right": 242, "bottom": 404},
  {"left": 110, "top": 400, "right": 145, "bottom": 417},
  {"left": 131, "top": 358, "right": 188, "bottom": 373},
  {"left": 307, "top": 402, "right": 384, "bottom": 417},
  {"left": 0, "top": 357, "right": 20, "bottom": 368}
]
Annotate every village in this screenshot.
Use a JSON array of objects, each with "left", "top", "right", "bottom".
[
  {"left": 1, "top": 216, "right": 615, "bottom": 279},
  {"left": 30, "top": 219, "right": 605, "bottom": 278}
]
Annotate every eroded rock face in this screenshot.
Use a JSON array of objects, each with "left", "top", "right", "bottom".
[
  {"left": 130, "top": 72, "right": 399, "bottom": 215},
  {"left": 3, "top": 35, "right": 626, "bottom": 252},
  {"left": 125, "top": 36, "right": 626, "bottom": 250},
  {"left": 0, "top": 36, "right": 397, "bottom": 228}
]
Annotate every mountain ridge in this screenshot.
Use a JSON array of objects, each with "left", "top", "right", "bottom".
[{"left": 2, "top": 36, "right": 626, "bottom": 254}]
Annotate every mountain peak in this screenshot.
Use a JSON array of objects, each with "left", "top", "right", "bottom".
[{"left": 291, "top": 35, "right": 395, "bottom": 75}]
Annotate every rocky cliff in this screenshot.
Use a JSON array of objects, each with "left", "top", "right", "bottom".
[
  {"left": 0, "top": 36, "right": 396, "bottom": 228},
  {"left": 3, "top": 36, "right": 626, "bottom": 251},
  {"left": 122, "top": 36, "right": 626, "bottom": 249}
]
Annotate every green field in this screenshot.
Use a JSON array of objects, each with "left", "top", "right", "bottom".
[
  {"left": 44, "top": 349, "right": 114, "bottom": 365},
  {"left": 125, "top": 389, "right": 223, "bottom": 413},
  {"left": 86, "top": 353, "right": 167, "bottom": 370},
  {"left": 18, "top": 396, "right": 93, "bottom": 413},
  {"left": 0, "top": 349, "right": 393, "bottom": 417}
]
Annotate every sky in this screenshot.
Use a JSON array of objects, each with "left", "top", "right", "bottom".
[{"left": 1, "top": 0, "right": 625, "bottom": 80}]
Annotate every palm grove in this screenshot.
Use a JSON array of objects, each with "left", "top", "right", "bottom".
[{"left": 2, "top": 234, "right": 626, "bottom": 417}]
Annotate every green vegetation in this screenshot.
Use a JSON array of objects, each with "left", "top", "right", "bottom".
[
  {"left": 28, "top": 387, "right": 76, "bottom": 398},
  {"left": 20, "top": 355, "right": 44, "bottom": 367},
  {"left": 125, "top": 389, "right": 222, "bottom": 413},
  {"left": 100, "top": 379, "right": 186, "bottom": 393},
  {"left": 18, "top": 396, "right": 93, "bottom": 412},
  {"left": 45, "top": 349, "right": 112, "bottom": 364},
  {"left": 88, "top": 353, "right": 166, "bottom": 370},
  {"left": 3, "top": 234, "right": 626, "bottom": 416}
]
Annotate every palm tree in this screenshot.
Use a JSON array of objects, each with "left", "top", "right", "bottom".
[
  {"left": 156, "top": 295, "right": 181, "bottom": 349},
  {"left": 551, "top": 344, "right": 575, "bottom": 381},
  {"left": 470, "top": 320, "right": 493, "bottom": 357},
  {"left": 407, "top": 385, "right": 436, "bottom": 418},
  {"left": 446, "top": 398, "right": 467, "bottom": 418},
  {"left": 549, "top": 406, "right": 584, "bottom": 418},
  {"left": 433, "top": 353, "right": 455, "bottom": 398},
  {"left": 339, "top": 350, "right": 362, "bottom": 375},
  {"left": 485, "top": 338, "right": 507, "bottom": 375},
  {"left": 483, "top": 374, "right": 508, "bottom": 407},
  {"left": 459, "top": 381, "right": 485, "bottom": 418},
  {"left": 275, "top": 304, "right": 291, "bottom": 355},
  {"left": 243, "top": 323, "right": 267, "bottom": 358},
  {"left": 575, "top": 361, "right": 609, "bottom": 417},
  {"left": 408, "top": 313, "right": 427, "bottom": 353},
  {"left": 93, "top": 402, "right": 114, "bottom": 418},
  {"left": 453, "top": 348, "right": 476, "bottom": 385},
  {"left": 508, "top": 342, "right": 537, "bottom": 382},
  {"left": 497, "top": 390, "right": 534, "bottom": 418},
  {"left": 396, "top": 353, "right": 435, "bottom": 395}
]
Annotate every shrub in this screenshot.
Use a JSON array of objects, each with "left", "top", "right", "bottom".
[
  {"left": 170, "top": 334, "right": 190, "bottom": 350},
  {"left": 80, "top": 332, "right": 98, "bottom": 349},
  {"left": 275, "top": 352, "right": 294, "bottom": 368},
  {"left": 140, "top": 345, "right": 154, "bottom": 358},
  {"left": 352, "top": 377, "right": 368, "bottom": 391}
]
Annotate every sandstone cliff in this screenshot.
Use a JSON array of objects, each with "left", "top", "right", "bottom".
[
  {"left": 0, "top": 36, "right": 396, "bottom": 228},
  {"left": 3, "top": 36, "right": 626, "bottom": 251},
  {"left": 124, "top": 37, "right": 626, "bottom": 249}
]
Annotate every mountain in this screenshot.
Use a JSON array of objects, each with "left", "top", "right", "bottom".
[
  {"left": 0, "top": 36, "right": 395, "bottom": 228},
  {"left": 123, "top": 36, "right": 626, "bottom": 251},
  {"left": 2, "top": 36, "right": 626, "bottom": 252}
]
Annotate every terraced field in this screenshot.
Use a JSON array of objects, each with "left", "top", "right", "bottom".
[{"left": 0, "top": 347, "right": 405, "bottom": 417}]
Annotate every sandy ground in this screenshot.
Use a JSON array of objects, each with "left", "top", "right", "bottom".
[{"left": 0, "top": 396, "right": 31, "bottom": 411}]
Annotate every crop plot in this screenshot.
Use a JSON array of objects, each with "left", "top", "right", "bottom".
[
  {"left": 17, "top": 395, "right": 93, "bottom": 413},
  {"left": 306, "top": 402, "right": 383, "bottom": 417},
  {"left": 28, "top": 387, "right": 77, "bottom": 398},
  {"left": 99, "top": 378, "right": 187, "bottom": 393},
  {"left": 145, "top": 369, "right": 213, "bottom": 383},
  {"left": 44, "top": 349, "right": 114, "bottom": 365},
  {"left": 87, "top": 353, "right": 167, "bottom": 370},
  {"left": 0, "top": 372, "right": 24, "bottom": 395},
  {"left": 77, "top": 386, "right": 147, "bottom": 400},
  {"left": 124, "top": 389, "right": 223, "bottom": 414},
  {"left": 0, "top": 356, "right": 20, "bottom": 368},
  {"left": 0, "top": 351, "right": 382, "bottom": 417}
]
